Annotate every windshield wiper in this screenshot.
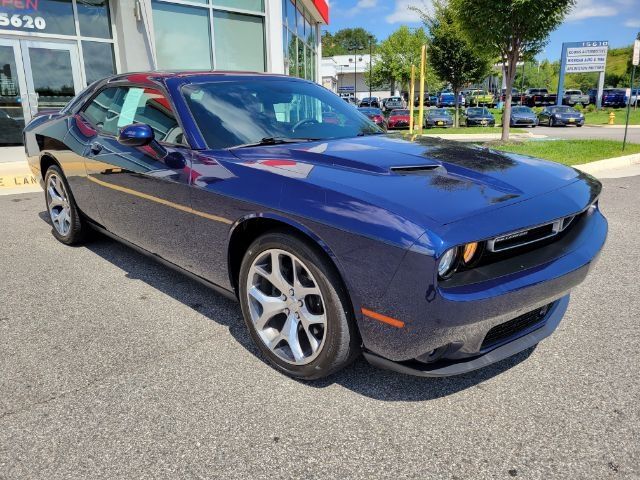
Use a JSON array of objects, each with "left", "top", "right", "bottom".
[
  {"left": 230, "top": 137, "right": 319, "bottom": 149},
  {"left": 357, "top": 131, "right": 385, "bottom": 136}
]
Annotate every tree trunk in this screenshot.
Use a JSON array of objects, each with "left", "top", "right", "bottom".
[
  {"left": 454, "top": 87, "right": 459, "bottom": 128},
  {"left": 502, "top": 51, "right": 519, "bottom": 142}
]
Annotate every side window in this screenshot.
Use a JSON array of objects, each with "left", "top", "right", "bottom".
[
  {"left": 119, "top": 87, "right": 186, "bottom": 146},
  {"left": 82, "top": 87, "right": 127, "bottom": 134}
]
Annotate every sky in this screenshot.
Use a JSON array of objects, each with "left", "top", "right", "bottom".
[{"left": 323, "top": 0, "right": 640, "bottom": 61}]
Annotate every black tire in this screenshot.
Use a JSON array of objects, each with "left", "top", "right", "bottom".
[
  {"left": 549, "top": 117, "right": 555, "bottom": 127},
  {"left": 238, "top": 231, "right": 360, "bottom": 380},
  {"left": 43, "top": 164, "right": 87, "bottom": 245}
]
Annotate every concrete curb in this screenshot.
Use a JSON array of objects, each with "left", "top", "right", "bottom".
[
  {"left": 420, "top": 132, "right": 536, "bottom": 142},
  {"left": 584, "top": 124, "right": 640, "bottom": 129},
  {"left": 573, "top": 153, "right": 640, "bottom": 174}
]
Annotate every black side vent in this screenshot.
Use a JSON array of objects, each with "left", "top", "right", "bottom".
[{"left": 390, "top": 165, "right": 441, "bottom": 175}]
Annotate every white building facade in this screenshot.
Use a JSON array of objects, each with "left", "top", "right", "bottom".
[
  {"left": 0, "top": 0, "right": 328, "bottom": 147},
  {"left": 321, "top": 53, "right": 392, "bottom": 101}
]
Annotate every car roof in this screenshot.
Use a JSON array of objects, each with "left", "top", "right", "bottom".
[{"left": 102, "top": 70, "right": 293, "bottom": 87}]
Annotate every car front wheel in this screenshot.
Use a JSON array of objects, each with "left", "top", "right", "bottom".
[
  {"left": 239, "top": 232, "right": 360, "bottom": 380},
  {"left": 44, "top": 165, "right": 87, "bottom": 245}
]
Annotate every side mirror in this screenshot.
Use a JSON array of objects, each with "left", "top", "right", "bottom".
[{"left": 118, "top": 123, "right": 154, "bottom": 147}]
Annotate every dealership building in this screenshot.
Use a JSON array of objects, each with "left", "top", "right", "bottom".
[{"left": 0, "top": 0, "right": 329, "bottom": 147}]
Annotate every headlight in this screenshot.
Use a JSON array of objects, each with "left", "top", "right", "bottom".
[{"left": 438, "top": 247, "right": 459, "bottom": 278}]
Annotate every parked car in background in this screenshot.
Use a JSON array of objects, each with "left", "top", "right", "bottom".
[
  {"left": 463, "top": 107, "right": 495, "bottom": 127},
  {"left": 358, "top": 107, "right": 387, "bottom": 129},
  {"left": 387, "top": 109, "right": 411, "bottom": 129},
  {"left": 466, "top": 89, "right": 495, "bottom": 107},
  {"left": 500, "top": 88, "right": 522, "bottom": 105},
  {"left": 523, "top": 88, "right": 556, "bottom": 107},
  {"left": 414, "top": 93, "right": 438, "bottom": 107},
  {"left": 425, "top": 108, "right": 454, "bottom": 128},
  {"left": 384, "top": 96, "right": 406, "bottom": 112},
  {"left": 562, "top": 89, "right": 590, "bottom": 106},
  {"left": 359, "top": 96, "right": 380, "bottom": 108},
  {"left": 438, "top": 92, "right": 465, "bottom": 108},
  {"left": 509, "top": 106, "right": 538, "bottom": 127},
  {"left": 538, "top": 105, "right": 584, "bottom": 127},
  {"left": 630, "top": 88, "right": 640, "bottom": 106},
  {"left": 602, "top": 89, "right": 628, "bottom": 108}
]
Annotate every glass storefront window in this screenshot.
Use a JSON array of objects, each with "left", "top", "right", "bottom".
[
  {"left": 212, "top": 0, "right": 264, "bottom": 12},
  {"left": 77, "top": 0, "right": 112, "bottom": 39},
  {"left": 0, "top": 45, "right": 24, "bottom": 145},
  {"left": 152, "top": 1, "right": 212, "bottom": 70},
  {"left": 288, "top": 33, "right": 297, "bottom": 76},
  {"left": 213, "top": 11, "right": 265, "bottom": 72},
  {"left": 0, "top": 0, "right": 75, "bottom": 36},
  {"left": 282, "top": 0, "right": 318, "bottom": 82},
  {"left": 82, "top": 41, "right": 115, "bottom": 84},
  {"left": 287, "top": 0, "right": 296, "bottom": 31},
  {"left": 296, "top": 6, "right": 304, "bottom": 39}
]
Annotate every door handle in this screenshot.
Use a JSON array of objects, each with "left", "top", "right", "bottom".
[{"left": 89, "top": 142, "right": 103, "bottom": 155}]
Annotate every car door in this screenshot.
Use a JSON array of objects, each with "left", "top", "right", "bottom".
[
  {"left": 81, "top": 84, "right": 196, "bottom": 268},
  {"left": 538, "top": 107, "right": 548, "bottom": 124}
]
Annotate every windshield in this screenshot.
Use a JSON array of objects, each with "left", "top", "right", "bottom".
[
  {"left": 467, "top": 107, "right": 489, "bottom": 115},
  {"left": 512, "top": 106, "right": 533, "bottom": 114},
  {"left": 391, "top": 109, "right": 409, "bottom": 115},
  {"left": 182, "top": 79, "right": 381, "bottom": 149},
  {"left": 550, "top": 106, "right": 576, "bottom": 113},
  {"left": 430, "top": 109, "right": 450, "bottom": 116},
  {"left": 358, "top": 108, "right": 382, "bottom": 115}
]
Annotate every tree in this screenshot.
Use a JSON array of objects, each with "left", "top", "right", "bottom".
[
  {"left": 321, "top": 28, "right": 376, "bottom": 57},
  {"left": 452, "top": 0, "right": 575, "bottom": 140},
  {"left": 415, "top": 1, "right": 491, "bottom": 127},
  {"left": 368, "top": 26, "right": 432, "bottom": 95}
]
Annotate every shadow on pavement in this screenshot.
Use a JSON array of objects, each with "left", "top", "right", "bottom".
[{"left": 46, "top": 215, "right": 537, "bottom": 402}]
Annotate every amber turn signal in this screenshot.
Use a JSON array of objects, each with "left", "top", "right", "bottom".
[{"left": 462, "top": 242, "right": 478, "bottom": 264}]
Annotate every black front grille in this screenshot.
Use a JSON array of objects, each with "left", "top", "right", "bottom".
[{"left": 481, "top": 304, "right": 551, "bottom": 349}]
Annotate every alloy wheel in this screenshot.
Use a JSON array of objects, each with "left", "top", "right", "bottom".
[
  {"left": 246, "top": 249, "right": 327, "bottom": 365},
  {"left": 46, "top": 173, "right": 72, "bottom": 236}
]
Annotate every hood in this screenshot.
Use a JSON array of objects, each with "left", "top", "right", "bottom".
[{"left": 228, "top": 134, "right": 585, "bottom": 228}]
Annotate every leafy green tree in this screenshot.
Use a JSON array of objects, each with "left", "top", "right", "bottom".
[
  {"left": 367, "top": 26, "right": 432, "bottom": 96},
  {"left": 321, "top": 28, "right": 376, "bottom": 57},
  {"left": 415, "top": 1, "right": 492, "bottom": 127},
  {"left": 452, "top": 0, "right": 575, "bottom": 140}
]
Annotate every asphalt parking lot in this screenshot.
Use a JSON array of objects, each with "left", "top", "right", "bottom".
[{"left": 1, "top": 175, "right": 639, "bottom": 479}]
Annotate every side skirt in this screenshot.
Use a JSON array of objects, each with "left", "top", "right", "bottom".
[{"left": 88, "top": 222, "right": 238, "bottom": 302}]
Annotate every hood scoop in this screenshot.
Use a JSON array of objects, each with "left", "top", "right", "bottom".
[{"left": 390, "top": 164, "right": 442, "bottom": 175}]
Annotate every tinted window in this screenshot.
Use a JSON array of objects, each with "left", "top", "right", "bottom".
[
  {"left": 129, "top": 88, "right": 185, "bottom": 145},
  {"left": 83, "top": 87, "right": 126, "bottom": 134}
]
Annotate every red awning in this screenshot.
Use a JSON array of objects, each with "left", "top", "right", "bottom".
[{"left": 310, "top": 0, "right": 329, "bottom": 23}]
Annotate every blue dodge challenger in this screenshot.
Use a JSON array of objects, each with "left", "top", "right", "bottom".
[{"left": 24, "top": 72, "right": 607, "bottom": 380}]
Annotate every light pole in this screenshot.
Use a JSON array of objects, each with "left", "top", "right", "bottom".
[{"left": 368, "top": 35, "right": 374, "bottom": 100}]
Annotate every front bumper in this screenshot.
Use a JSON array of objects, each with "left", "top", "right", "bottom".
[
  {"left": 555, "top": 117, "right": 584, "bottom": 126},
  {"left": 357, "top": 201, "right": 607, "bottom": 373},
  {"left": 364, "top": 295, "right": 569, "bottom": 376},
  {"left": 466, "top": 119, "right": 495, "bottom": 126}
]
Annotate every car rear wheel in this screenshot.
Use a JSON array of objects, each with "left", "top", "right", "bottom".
[
  {"left": 239, "top": 232, "right": 360, "bottom": 380},
  {"left": 44, "top": 165, "right": 87, "bottom": 245}
]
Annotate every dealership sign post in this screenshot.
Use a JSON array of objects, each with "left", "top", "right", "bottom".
[
  {"left": 557, "top": 41, "right": 609, "bottom": 108},
  {"left": 623, "top": 40, "right": 639, "bottom": 152}
]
